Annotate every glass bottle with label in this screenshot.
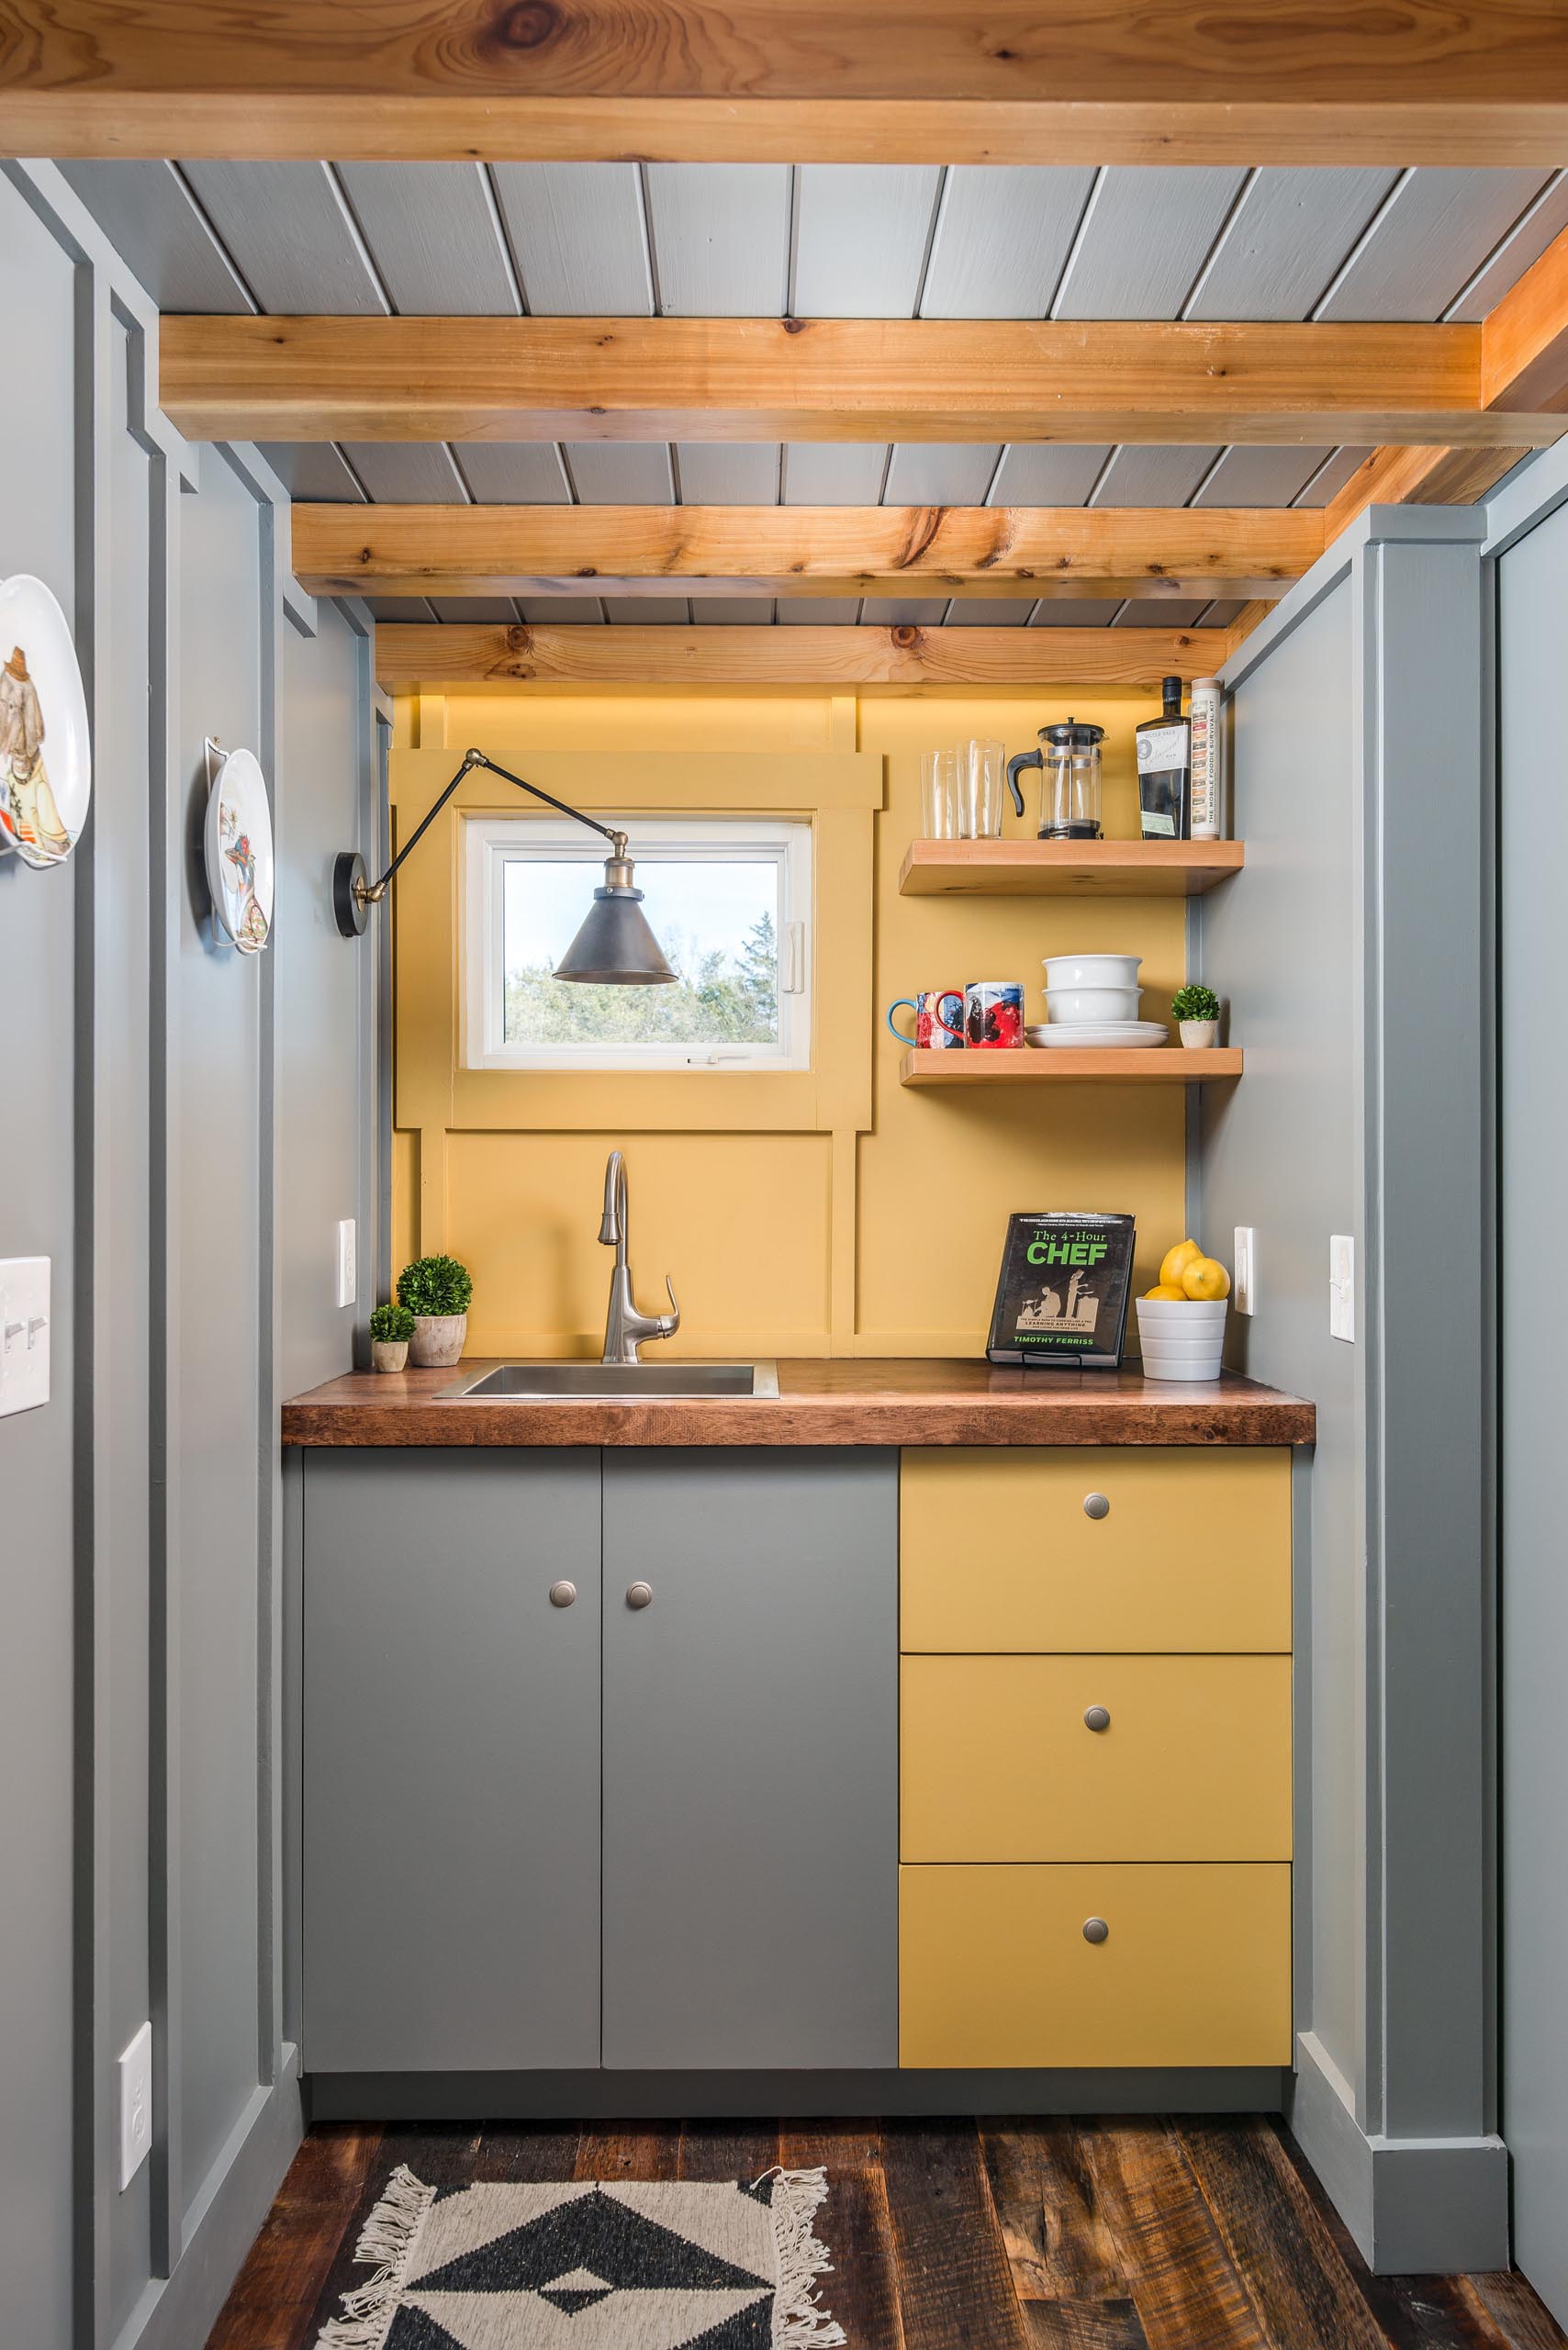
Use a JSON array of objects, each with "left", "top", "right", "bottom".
[
  {"left": 1137, "top": 675, "right": 1192, "bottom": 840},
  {"left": 1188, "top": 676, "right": 1223, "bottom": 839}
]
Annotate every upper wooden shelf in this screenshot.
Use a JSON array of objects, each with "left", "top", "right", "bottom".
[
  {"left": 900, "top": 1047, "right": 1242, "bottom": 1086},
  {"left": 898, "top": 838, "right": 1245, "bottom": 897}
]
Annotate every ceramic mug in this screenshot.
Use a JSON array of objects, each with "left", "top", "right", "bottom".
[
  {"left": 965, "top": 979, "right": 1025, "bottom": 1049},
  {"left": 887, "top": 989, "right": 966, "bottom": 1049}
]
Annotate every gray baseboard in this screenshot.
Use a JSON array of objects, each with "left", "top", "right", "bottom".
[
  {"left": 112, "top": 2047, "right": 304, "bottom": 2350},
  {"left": 307, "top": 2064, "right": 1288, "bottom": 2123},
  {"left": 1286, "top": 2031, "right": 1508, "bottom": 2275}
]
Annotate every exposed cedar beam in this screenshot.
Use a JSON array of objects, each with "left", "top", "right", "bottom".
[
  {"left": 1326, "top": 223, "right": 1568, "bottom": 536},
  {"left": 372, "top": 623, "right": 1226, "bottom": 691},
  {"left": 160, "top": 315, "right": 1555, "bottom": 450},
  {"left": 7, "top": 2, "right": 1568, "bottom": 165},
  {"left": 295, "top": 503, "right": 1324, "bottom": 603}
]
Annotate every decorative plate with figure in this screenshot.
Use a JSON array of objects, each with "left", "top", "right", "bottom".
[
  {"left": 204, "top": 744, "right": 274, "bottom": 953},
  {"left": 0, "top": 573, "right": 91, "bottom": 869}
]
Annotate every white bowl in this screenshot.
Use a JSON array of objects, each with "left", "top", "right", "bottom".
[
  {"left": 1045, "top": 985, "right": 1143, "bottom": 1024},
  {"left": 1043, "top": 954, "right": 1143, "bottom": 989}
]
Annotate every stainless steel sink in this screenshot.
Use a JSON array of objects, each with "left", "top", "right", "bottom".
[{"left": 441, "top": 1360, "right": 779, "bottom": 1401}]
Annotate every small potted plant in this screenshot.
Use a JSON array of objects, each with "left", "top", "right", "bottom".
[
  {"left": 397, "top": 1253, "right": 474, "bottom": 1368},
  {"left": 368, "top": 1301, "right": 414, "bottom": 1373},
  {"left": 1171, "top": 982, "right": 1221, "bottom": 1049}
]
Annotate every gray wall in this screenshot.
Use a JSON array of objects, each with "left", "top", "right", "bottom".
[
  {"left": 1203, "top": 506, "right": 1502, "bottom": 2275},
  {"left": 0, "top": 161, "right": 378, "bottom": 2350},
  {"left": 1494, "top": 478, "right": 1568, "bottom": 2331}
]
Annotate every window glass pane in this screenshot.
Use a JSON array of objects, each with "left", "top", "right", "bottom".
[{"left": 503, "top": 855, "right": 781, "bottom": 1046}]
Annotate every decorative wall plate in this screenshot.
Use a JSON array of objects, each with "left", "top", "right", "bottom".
[
  {"left": 0, "top": 573, "right": 91, "bottom": 868},
  {"left": 204, "top": 744, "right": 274, "bottom": 953}
]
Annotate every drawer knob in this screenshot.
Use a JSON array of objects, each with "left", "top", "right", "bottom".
[
  {"left": 1083, "top": 1704, "right": 1112, "bottom": 1733},
  {"left": 626, "top": 1581, "right": 655, "bottom": 1610},
  {"left": 1082, "top": 1917, "right": 1110, "bottom": 1945},
  {"left": 548, "top": 1580, "right": 577, "bottom": 1609},
  {"left": 1083, "top": 1492, "right": 1111, "bottom": 1520}
]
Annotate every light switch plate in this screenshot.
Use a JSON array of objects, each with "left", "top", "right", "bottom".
[
  {"left": 0, "top": 1256, "right": 50, "bottom": 1416},
  {"left": 1233, "top": 1226, "right": 1256, "bottom": 1315},
  {"left": 335, "top": 1219, "right": 356, "bottom": 1311},
  {"left": 118, "top": 2021, "right": 152, "bottom": 2191},
  {"left": 1330, "top": 1234, "right": 1356, "bottom": 1342}
]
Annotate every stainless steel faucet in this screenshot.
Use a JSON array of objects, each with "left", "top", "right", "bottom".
[{"left": 599, "top": 1149, "right": 680, "bottom": 1364}]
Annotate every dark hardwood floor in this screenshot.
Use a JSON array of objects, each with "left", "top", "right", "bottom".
[{"left": 206, "top": 2114, "right": 1567, "bottom": 2350}]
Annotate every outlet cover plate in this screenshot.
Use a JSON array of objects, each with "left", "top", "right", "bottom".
[
  {"left": 0, "top": 1257, "right": 50, "bottom": 1416},
  {"left": 335, "top": 1219, "right": 356, "bottom": 1311},
  {"left": 118, "top": 2021, "right": 152, "bottom": 2190},
  {"left": 1330, "top": 1234, "right": 1356, "bottom": 1342},
  {"left": 1234, "top": 1226, "right": 1256, "bottom": 1315}
]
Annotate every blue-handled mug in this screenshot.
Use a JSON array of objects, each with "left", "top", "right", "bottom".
[{"left": 887, "top": 989, "right": 966, "bottom": 1050}]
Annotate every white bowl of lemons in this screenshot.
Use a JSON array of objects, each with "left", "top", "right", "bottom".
[{"left": 1136, "top": 1239, "right": 1231, "bottom": 1381}]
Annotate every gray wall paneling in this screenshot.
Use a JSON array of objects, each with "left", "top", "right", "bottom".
[
  {"left": 643, "top": 163, "right": 792, "bottom": 314},
  {"left": 0, "top": 160, "right": 375, "bottom": 2350},
  {"left": 1482, "top": 435, "right": 1568, "bottom": 2333},
  {"left": 1316, "top": 167, "right": 1553, "bottom": 319},
  {"left": 792, "top": 164, "right": 941, "bottom": 316},
  {"left": 334, "top": 162, "right": 521, "bottom": 316},
  {"left": 920, "top": 166, "right": 1094, "bottom": 318},
  {"left": 1205, "top": 504, "right": 1503, "bottom": 2275}
]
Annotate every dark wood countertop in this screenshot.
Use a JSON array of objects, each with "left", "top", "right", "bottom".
[{"left": 281, "top": 1359, "right": 1314, "bottom": 1449}]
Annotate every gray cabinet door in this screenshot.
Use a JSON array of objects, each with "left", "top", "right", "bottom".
[
  {"left": 303, "top": 1448, "right": 601, "bottom": 2072},
  {"left": 601, "top": 1448, "right": 899, "bottom": 2069}
]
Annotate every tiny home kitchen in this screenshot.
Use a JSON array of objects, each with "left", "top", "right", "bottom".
[{"left": 5, "top": 23, "right": 1568, "bottom": 2350}]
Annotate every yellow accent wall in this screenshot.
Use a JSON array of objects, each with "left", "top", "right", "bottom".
[{"left": 389, "top": 684, "right": 1189, "bottom": 1358}]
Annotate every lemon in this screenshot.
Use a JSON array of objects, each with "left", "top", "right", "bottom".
[
  {"left": 1159, "top": 1238, "right": 1203, "bottom": 1289},
  {"left": 1182, "top": 1256, "right": 1231, "bottom": 1302},
  {"left": 1144, "top": 1283, "right": 1189, "bottom": 1301}
]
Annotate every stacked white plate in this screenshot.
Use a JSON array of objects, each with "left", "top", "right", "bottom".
[
  {"left": 1027, "top": 1021, "right": 1169, "bottom": 1049},
  {"left": 1034, "top": 953, "right": 1166, "bottom": 1047}
]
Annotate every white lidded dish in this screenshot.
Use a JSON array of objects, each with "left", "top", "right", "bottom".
[
  {"left": 1042, "top": 953, "right": 1142, "bottom": 990},
  {"left": 1044, "top": 984, "right": 1143, "bottom": 1024}
]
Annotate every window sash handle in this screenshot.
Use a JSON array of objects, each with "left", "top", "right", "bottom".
[{"left": 780, "top": 921, "right": 807, "bottom": 996}]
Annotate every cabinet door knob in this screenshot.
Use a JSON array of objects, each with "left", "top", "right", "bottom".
[
  {"left": 1083, "top": 1704, "right": 1111, "bottom": 1733},
  {"left": 1083, "top": 1492, "right": 1111, "bottom": 1520},
  {"left": 548, "top": 1581, "right": 577, "bottom": 1608},
  {"left": 1082, "top": 1916, "right": 1110, "bottom": 1945},
  {"left": 626, "top": 1581, "right": 654, "bottom": 1610}
]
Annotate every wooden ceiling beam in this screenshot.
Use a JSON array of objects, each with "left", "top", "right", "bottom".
[
  {"left": 295, "top": 503, "right": 1325, "bottom": 603},
  {"left": 160, "top": 315, "right": 1555, "bottom": 450},
  {"left": 1325, "top": 222, "right": 1568, "bottom": 536},
  {"left": 8, "top": 2, "right": 1568, "bottom": 165},
  {"left": 372, "top": 622, "right": 1227, "bottom": 691}
]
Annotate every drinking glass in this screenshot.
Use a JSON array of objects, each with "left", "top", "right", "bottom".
[
  {"left": 958, "top": 737, "right": 1006, "bottom": 838},
  {"left": 920, "top": 747, "right": 960, "bottom": 839}
]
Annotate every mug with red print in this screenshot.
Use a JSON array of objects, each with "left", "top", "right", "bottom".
[
  {"left": 965, "top": 979, "right": 1025, "bottom": 1049},
  {"left": 886, "top": 989, "right": 967, "bottom": 1050}
]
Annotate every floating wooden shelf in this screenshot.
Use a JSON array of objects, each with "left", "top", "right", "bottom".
[
  {"left": 900, "top": 1047, "right": 1243, "bottom": 1087},
  {"left": 898, "top": 838, "right": 1245, "bottom": 897}
]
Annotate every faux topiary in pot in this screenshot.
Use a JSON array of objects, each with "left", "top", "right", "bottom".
[{"left": 397, "top": 1254, "right": 474, "bottom": 1366}]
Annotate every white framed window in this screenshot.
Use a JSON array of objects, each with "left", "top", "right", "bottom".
[{"left": 463, "top": 815, "right": 812, "bottom": 1071}]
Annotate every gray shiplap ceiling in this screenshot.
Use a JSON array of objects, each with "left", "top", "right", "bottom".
[{"left": 58, "top": 158, "right": 1567, "bottom": 631}]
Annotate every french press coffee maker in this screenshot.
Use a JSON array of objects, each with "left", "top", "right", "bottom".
[{"left": 1007, "top": 719, "right": 1105, "bottom": 840}]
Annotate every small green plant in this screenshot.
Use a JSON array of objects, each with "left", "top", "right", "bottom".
[
  {"left": 1171, "top": 983, "right": 1220, "bottom": 1024},
  {"left": 397, "top": 1254, "right": 474, "bottom": 1318},
  {"left": 369, "top": 1301, "right": 414, "bottom": 1344}
]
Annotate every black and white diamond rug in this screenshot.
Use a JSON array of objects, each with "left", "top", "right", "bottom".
[{"left": 315, "top": 2162, "right": 846, "bottom": 2349}]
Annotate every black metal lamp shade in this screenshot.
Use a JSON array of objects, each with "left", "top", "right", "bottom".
[{"left": 554, "top": 871, "right": 678, "bottom": 986}]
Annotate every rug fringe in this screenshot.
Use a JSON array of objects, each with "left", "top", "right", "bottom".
[
  {"left": 756, "top": 2165, "right": 848, "bottom": 2348},
  {"left": 314, "top": 2163, "right": 435, "bottom": 2350}
]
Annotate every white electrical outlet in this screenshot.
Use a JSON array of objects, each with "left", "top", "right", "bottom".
[
  {"left": 118, "top": 2021, "right": 152, "bottom": 2191},
  {"left": 1233, "top": 1226, "right": 1256, "bottom": 1315},
  {"left": 335, "top": 1219, "right": 357, "bottom": 1310},
  {"left": 1330, "top": 1234, "right": 1356, "bottom": 1342},
  {"left": 0, "top": 1257, "right": 50, "bottom": 1417}
]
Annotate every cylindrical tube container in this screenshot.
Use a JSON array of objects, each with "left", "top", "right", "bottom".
[{"left": 1189, "top": 677, "right": 1223, "bottom": 840}]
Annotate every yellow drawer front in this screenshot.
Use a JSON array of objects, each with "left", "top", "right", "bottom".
[
  {"left": 900, "top": 1447, "right": 1291, "bottom": 1654},
  {"left": 900, "top": 1862, "right": 1292, "bottom": 2068},
  {"left": 902, "top": 1653, "right": 1292, "bottom": 1862}
]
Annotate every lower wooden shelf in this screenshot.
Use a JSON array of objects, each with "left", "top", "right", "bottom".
[{"left": 899, "top": 1046, "right": 1242, "bottom": 1086}]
